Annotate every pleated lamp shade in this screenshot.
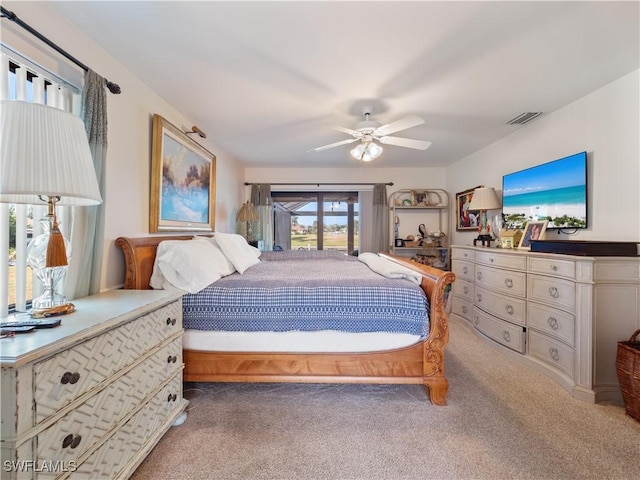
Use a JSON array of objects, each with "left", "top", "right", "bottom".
[
  {"left": 0, "top": 100, "right": 102, "bottom": 206},
  {"left": 236, "top": 202, "right": 259, "bottom": 223}
]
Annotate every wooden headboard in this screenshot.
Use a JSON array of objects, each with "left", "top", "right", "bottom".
[{"left": 115, "top": 235, "right": 196, "bottom": 289}]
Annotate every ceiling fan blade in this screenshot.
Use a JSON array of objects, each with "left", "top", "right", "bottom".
[
  {"left": 374, "top": 115, "right": 424, "bottom": 136},
  {"left": 379, "top": 136, "right": 432, "bottom": 150},
  {"left": 308, "top": 138, "right": 359, "bottom": 152},
  {"left": 330, "top": 124, "right": 362, "bottom": 137}
]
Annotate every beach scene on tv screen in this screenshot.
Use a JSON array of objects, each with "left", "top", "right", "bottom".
[{"left": 502, "top": 153, "right": 587, "bottom": 228}]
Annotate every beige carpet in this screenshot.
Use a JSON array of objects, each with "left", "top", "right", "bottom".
[{"left": 132, "top": 321, "right": 640, "bottom": 480}]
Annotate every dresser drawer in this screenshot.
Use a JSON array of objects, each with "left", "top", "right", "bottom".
[
  {"left": 451, "top": 296, "right": 473, "bottom": 322},
  {"left": 472, "top": 306, "right": 526, "bottom": 353},
  {"left": 452, "top": 277, "right": 474, "bottom": 302},
  {"left": 528, "top": 330, "right": 575, "bottom": 377},
  {"left": 451, "top": 260, "right": 474, "bottom": 282},
  {"left": 475, "top": 285, "right": 526, "bottom": 326},
  {"left": 528, "top": 303, "right": 575, "bottom": 347},
  {"left": 475, "top": 264, "right": 526, "bottom": 297},
  {"left": 451, "top": 247, "right": 474, "bottom": 261},
  {"left": 33, "top": 300, "right": 182, "bottom": 422},
  {"left": 529, "top": 256, "right": 576, "bottom": 280},
  {"left": 475, "top": 250, "right": 527, "bottom": 270},
  {"left": 36, "top": 337, "right": 182, "bottom": 463},
  {"left": 527, "top": 275, "right": 576, "bottom": 312},
  {"left": 68, "top": 373, "right": 184, "bottom": 480}
]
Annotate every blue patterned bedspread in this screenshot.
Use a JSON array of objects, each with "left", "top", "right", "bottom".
[{"left": 183, "top": 251, "right": 430, "bottom": 336}]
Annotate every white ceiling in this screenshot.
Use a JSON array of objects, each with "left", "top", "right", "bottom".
[{"left": 49, "top": 1, "right": 639, "bottom": 168}]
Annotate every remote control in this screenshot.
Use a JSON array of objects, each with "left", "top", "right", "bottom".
[
  {"left": 0, "top": 325, "right": 35, "bottom": 334},
  {"left": 0, "top": 318, "right": 62, "bottom": 329}
]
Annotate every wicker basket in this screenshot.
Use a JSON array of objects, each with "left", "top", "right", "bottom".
[{"left": 616, "top": 329, "right": 640, "bottom": 422}]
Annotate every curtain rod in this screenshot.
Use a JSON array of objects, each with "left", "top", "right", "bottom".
[
  {"left": 1, "top": 7, "right": 121, "bottom": 94},
  {"left": 244, "top": 182, "right": 394, "bottom": 186}
]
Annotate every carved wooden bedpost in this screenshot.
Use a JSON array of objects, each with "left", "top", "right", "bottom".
[{"left": 421, "top": 270, "right": 455, "bottom": 405}]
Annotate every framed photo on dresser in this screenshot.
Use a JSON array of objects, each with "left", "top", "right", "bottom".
[{"left": 518, "top": 220, "right": 548, "bottom": 249}]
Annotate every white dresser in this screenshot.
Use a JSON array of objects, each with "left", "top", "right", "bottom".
[
  {"left": 1, "top": 289, "right": 187, "bottom": 479},
  {"left": 450, "top": 245, "right": 640, "bottom": 403}
]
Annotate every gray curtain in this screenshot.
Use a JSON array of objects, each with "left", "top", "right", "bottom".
[
  {"left": 250, "top": 184, "right": 274, "bottom": 251},
  {"left": 371, "top": 184, "right": 389, "bottom": 253},
  {"left": 65, "top": 69, "right": 107, "bottom": 298}
]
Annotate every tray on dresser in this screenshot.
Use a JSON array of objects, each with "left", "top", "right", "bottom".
[{"left": 530, "top": 240, "right": 639, "bottom": 256}]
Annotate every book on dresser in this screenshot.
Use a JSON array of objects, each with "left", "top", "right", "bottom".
[
  {"left": 449, "top": 245, "right": 640, "bottom": 404},
  {"left": 0, "top": 289, "right": 187, "bottom": 479}
]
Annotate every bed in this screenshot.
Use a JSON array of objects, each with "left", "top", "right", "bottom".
[{"left": 115, "top": 235, "right": 456, "bottom": 405}]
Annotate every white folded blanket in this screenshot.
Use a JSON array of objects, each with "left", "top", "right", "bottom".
[{"left": 357, "top": 252, "right": 422, "bottom": 284}]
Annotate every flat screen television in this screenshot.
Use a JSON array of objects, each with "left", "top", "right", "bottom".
[{"left": 502, "top": 151, "right": 587, "bottom": 229}]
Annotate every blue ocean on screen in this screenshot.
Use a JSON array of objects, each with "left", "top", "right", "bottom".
[{"left": 503, "top": 185, "right": 585, "bottom": 208}]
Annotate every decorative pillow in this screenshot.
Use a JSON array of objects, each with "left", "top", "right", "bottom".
[
  {"left": 150, "top": 239, "right": 225, "bottom": 293},
  {"left": 212, "top": 232, "right": 261, "bottom": 273}
]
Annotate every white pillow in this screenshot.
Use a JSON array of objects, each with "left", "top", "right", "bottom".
[
  {"left": 213, "top": 232, "right": 261, "bottom": 273},
  {"left": 149, "top": 240, "right": 185, "bottom": 290},
  {"left": 193, "top": 236, "right": 236, "bottom": 276},
  {"left": 150, "top": 239, "right": 225, "bottom": 293}
]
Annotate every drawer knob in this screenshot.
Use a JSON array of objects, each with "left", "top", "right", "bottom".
[
  {"left": 547, "top": 317, "right": 559, "bottom": 330},
  {"left": 473, "top": 316, "right": 479, "bottom": 325},
  {"left": 462, "top": 306, "right": 467, "bottom": 314},
  {"left": 548, "top": 287, "right": 559, "bottom": 299},
  {"left": 549, "top": 347, "right": 560, "bottom": 361},
  {"left": 476, "top": 271, "right": 483, "bottom": 281},
  {"left": 502, "top": 331, "right": 511, "bottom": 342},
  {"left": 167, "top": 355, "right": 178, "bottom": 363},
  {"left": 463, "top": 286, "right": 468, "bottom": 294},
  {"left": 505, "top": 305, "right": 514, "bottom": 315},
  {"left": 463, "top": 266, "right": 468, "bottom": 274},
  {"left": 551, "top": 265, "right": 558, "bottom": 271},
  {"left": 476, "top": 293, "right": 482, "bottom": 303},
  {"left": 62, "top": 434, "right": 82, "bottom": 449},
  {"left": 490, "top": 258, "right": 494, "bottom": 263},
  {"left": 166, "top": 317, "right": 177, "bottom": 326},
  {"left": 504, "top": 278, "right": 513, "bottom": 288},
  {"left": 60, "top": 371, "right": 80, "bottom": 385},
  {"left": 167, "top": 393, "right": 178, "bottom": 402}
]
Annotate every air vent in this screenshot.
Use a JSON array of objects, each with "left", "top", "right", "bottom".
[{"left": 506, "top": 112, "right": 543, "bottom": 125}]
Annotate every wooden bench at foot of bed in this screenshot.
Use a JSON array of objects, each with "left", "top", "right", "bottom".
[{"left": 115, "top": 236, "right": 456, "bottom": 405}]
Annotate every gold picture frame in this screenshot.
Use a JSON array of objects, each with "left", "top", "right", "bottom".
[
  {"left": 150, "top": 114, "right": 216, "bottom": 232},
  {"left": 518, "top": 220, "right": 548, "bottom": 250},
  {"left": 455, "top": 185, "right": 483, "bottom": 231}
]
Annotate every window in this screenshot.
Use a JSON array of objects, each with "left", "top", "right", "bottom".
[
  {"left": 1, "top": 53, "right": 80, "bottom": 316},
  {"left": 272, "top": 192, "right": 359, "bottom": 254}
]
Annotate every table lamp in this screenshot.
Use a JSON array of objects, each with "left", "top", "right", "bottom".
[
  {"left": 0, "top": 100, "right": 102, "bottom": 317},
  {"left": 468, "top": 187, "right": 501, "bottom": 246},
  {"left": 236, "top": 201, "right": 259, "bottom": 244}
]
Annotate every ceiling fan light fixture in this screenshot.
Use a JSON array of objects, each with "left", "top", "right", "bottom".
[{"left": 351, "top": 140, "right": 383, "bottom": 162}]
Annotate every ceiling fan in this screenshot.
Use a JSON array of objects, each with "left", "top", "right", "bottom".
[{"left": 310, "top": 107, "right": 432, "bottom": 162}]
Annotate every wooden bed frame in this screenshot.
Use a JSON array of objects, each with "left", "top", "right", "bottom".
[{"left": 115, "top": 236, "right": 456, "bottom": 405}]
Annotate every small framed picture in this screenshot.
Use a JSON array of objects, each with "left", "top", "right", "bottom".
[
  {"left": 518, "top": 220, "right": 548, "bottom": 249},
  {"left": 456, "top": 185, "right": 483, "bottom": 231}
]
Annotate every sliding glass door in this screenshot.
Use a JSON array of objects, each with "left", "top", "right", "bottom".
[{"left": 272, "top": 192, "right": 359, "bottom": 254}]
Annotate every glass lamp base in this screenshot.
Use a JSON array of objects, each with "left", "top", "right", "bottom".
[{"left": 31, "top": 302, "right": 76, "bottom": 318}]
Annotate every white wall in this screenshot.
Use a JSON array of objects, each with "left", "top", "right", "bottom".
[
  {"left": 447, "top": 69, "right": 640, "bottom": 246},
  {"left": 2, "top": 1, "right": 244, "bottom": 291}
]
